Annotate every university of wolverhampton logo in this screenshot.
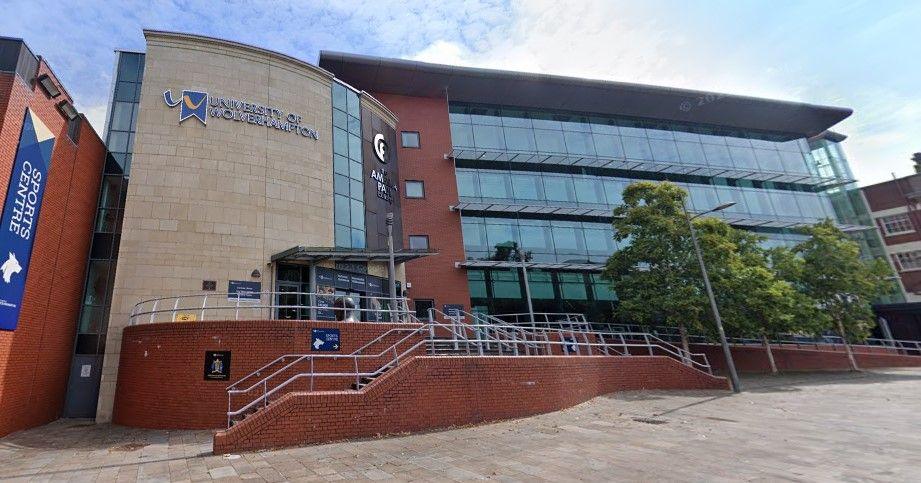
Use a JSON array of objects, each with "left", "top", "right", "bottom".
[{"left": 163, "top": 89, "right": 208, "bottom": 125}]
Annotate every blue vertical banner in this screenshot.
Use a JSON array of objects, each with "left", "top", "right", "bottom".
[{"left": 0, "top": 109, "right": 56, "bottom": 331}]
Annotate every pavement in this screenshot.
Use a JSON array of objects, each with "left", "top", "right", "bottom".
[{"left": 2, "top": 369, "right": 921, "bottom": 482}]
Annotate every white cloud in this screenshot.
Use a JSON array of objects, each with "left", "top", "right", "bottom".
[{"left": 405, "top": 0, "right": 921, "bottom": 186}]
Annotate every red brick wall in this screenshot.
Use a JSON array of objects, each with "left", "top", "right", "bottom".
[
  {"left": 213, "top": 355, "right": 728, "bottom": 454},
  {"left": 113, "top": 320, "right": 424, "bottom": 429},
  {"left": 372, "top": 93, "right": 470, "bottom": 315},
  {"left": 0, "top": 64, "right": 106, "bottom": 437},
  {"left": 689, "top": 343, "right": 921, "bottom": 374}
]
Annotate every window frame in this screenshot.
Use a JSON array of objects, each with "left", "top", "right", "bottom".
[
  {"left": 400, "top": 131, "right": 421, "bottom": 148},
  {"left": 895, "top": 250, "right": 921, "bottom": 271},
  {"left": 408, "top": 235, "right": 430, "bottom": 250},
  {"left": 405, "top": 180, "right": 425, "bottom": 199},
  {"left": 879, "top": 213, "right": 914, "bottom": 236}
]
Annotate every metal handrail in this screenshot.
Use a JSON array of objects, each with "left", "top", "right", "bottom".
[
  {"left": 129, "top": 291, "right": 415, "bottom": 325},
  {"left": 224, "top": 315, "right": 718, "bottom": 427},
  {"left": 226, "top": 326, "right": 425, "bottom": 394},
  {"left": 600, "top": 323, "right": 921, "bottom": 356}
]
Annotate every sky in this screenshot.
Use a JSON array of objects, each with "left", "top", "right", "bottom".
[{"left": 3, "top": 0, "right": 919, "bottom": 186}]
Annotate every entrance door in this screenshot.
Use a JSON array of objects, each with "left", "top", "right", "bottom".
[
  {"left": 63, "top": 354, "right": 102, "bottom": 418},
  {"left": 276, "top": 282, "right": 301, "bottom": 320}
]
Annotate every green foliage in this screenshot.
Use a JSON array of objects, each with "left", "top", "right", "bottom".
[
  {"left": 692, "top": 219, "right": 813, "bottom": 339},
  {"left": 600, "top": 182, "right": 869, "bottom": 343},
  {"left": 602, "top": 181, "right": 706, "bottom": 331},
  {"left": 783, "top": 220, "right": 896, "bottom": 341}
]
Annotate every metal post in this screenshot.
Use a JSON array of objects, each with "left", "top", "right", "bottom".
[
  {"left": 518, "top": 247, "right": 536, "bottom": 327},
  {"left": 683, "top": 200, "right": 742, "bottom": 393},
  {"left": 308, "top": 263, "right": 317, "bottom": 321},
  {"left": 878, "top": 316, "right": 895, "bottom": 345},
  {"left": 386, "top": 213, "right": 397, "bottom": 323}
]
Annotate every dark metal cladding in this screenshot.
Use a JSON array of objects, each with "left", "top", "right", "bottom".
[{"left": 318, "top": 51, "right": 851, "bottom": 138}]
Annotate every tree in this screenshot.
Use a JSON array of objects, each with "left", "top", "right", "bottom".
[
  {"left": 602, "top": 181, "right": 706, "bottom": 355},
  {"left": 692, "top": 219, "right": 814, "bottom": 374},
  {"left": 783, "top": 220, "right": 896, "bottom": 370}
]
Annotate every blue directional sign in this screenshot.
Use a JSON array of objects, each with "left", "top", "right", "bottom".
[
  {"left": 0, "top": 109, "right": 56, "bottom": 331},
  {"left": 563, "top": 337, "right": 579, "bottom": 354},
  {"left": 228, "top": 280, "right": 261, "bottom": 301},
  {"left": 311, "top": 328, "right": 341, "bottom": 351}
]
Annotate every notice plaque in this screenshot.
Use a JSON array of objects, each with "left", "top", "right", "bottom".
[{"left": 204, "top": 351, "right": 231, "bottom": 380}]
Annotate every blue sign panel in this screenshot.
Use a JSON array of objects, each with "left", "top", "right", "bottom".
[
  {"left": 311, "top": 328, "right": 341, "bottom": 351},
  {"left": 0, "top": 109, "right": 56, "bottom": 331},
  {"left": 443, "top": 304, "right": 465, "bottom": 318},
  {"left": 228, "top": 280, "right": 261, "bottom": 301}
]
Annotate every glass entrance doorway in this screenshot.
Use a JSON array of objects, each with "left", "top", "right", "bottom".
[{"left": 275, "top": 263, "right": 400, "bottom": 322}]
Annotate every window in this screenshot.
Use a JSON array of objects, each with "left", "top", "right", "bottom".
[
  {"left": 895, "top": 250, "right": 921, "bottom": 271},
  {"left": 880, "top": 213, "right": 913, "bottom": 235},
  {"left": 401, "top": 131, "right": 420, "bottom": 148},
  {"left": 405, "top": 180, "right": 424, "bottom": 198},
  {"left": 409, "top": 235, "right": 430, "bottom": 250},
  {"left": 413, "top": 299, "right": 435, "bottom": 319}
]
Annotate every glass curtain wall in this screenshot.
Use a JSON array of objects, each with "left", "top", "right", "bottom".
[
  {"left": 449, "top": 103, "right": 813, "bottom": 175},
  {"left": 456, "top": 168, "right": 835, "bottom": 223},
  {"left": 74, "top": 51, "right": 143, "bottom": 361},
  {"left": 467, "top": 269, "right": 617, "bottom": 322},
  {"left": 332, "top": 81, "right": 365, "bottom": 248}
]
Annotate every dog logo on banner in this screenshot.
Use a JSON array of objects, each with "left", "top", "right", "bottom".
[{"left": 163, "top": 89, "right": 208, "bottom": 125}]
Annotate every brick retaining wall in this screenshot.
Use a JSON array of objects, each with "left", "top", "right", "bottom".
[
  {"left": 690, "top": 343, "right": 921, "bottom": 374},
  {"left": 212, "top": 355, "right": 728, "bottom": 454},
  {"left": 113, "top": 320, "right": 422, "bottom": 429}
]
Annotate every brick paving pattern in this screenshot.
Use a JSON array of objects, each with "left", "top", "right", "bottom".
[{"left": 2, "top": 369, "right": 920, "bottom": 481}]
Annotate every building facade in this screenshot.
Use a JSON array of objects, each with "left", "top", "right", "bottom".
[
  {"left": 0, "top": 37, "right": 106, "bottom": 437},
  {"left": 861, "top": 166, "right": 921, "bottom": 302},
  {"left": 0, "top": 31, "right": 881, "bottom": 431},
  {"left": 320, "top": 51, "right": 871, "bottom": 322}
]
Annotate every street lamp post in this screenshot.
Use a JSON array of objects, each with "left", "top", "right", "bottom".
[
  {"left": 682, "top": 199, "right": 742, "bottom": 393},
  {"left": 517, "top": 246, "right": 536, "bottom": 327},
  {"left": 386, "top": 213, "right": 397, "bottom": 322}
]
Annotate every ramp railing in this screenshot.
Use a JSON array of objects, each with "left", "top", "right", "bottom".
[{"left": 224, "top": 312, "right": 714, "bottom": 427}]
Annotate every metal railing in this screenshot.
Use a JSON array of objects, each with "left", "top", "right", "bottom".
[
  {"left": 490, "top": 312, "right": 593, "bottom": 332},
  {"left": 601, "top": 324, "right": 921, "bottom": 356},
  {"left": 224, "top": 311, "right": 714, "bottom": 427},
  {"left": 128, "top": 292, "right": 415, "bottom": 325}
]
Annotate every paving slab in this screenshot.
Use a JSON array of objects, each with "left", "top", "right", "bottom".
[{"left": 2, "top": 369, "right": 921, "bottom": 481}]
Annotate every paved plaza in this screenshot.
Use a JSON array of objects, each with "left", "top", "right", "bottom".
[{"left": 2, "top": 369, "right": 920, "bottom": 482}]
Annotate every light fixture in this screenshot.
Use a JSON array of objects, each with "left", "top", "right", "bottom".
[
  {"left": 37, "top": 74, "right": 61, "bottom": 98},
  {"left": 56, "top": 100, "right": 78, "bottom": 120},
  {"left": 251, "top": 269, "right": 261, "bottom": 279},
  {"left": 712, "top": 202, "right": 737, "bottom": 212}
]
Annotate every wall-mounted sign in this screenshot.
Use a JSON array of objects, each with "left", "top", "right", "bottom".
[
  {"left": 311, "top": 328, "right": 341, "bottom": 351},
  {"left": 228, "top": 280, "right": 261, "bottom": 301},
  {"left": 562, "top": 337, "right": 579, "bottom": 354},
  {"left": 163, "top": 89, "right": 319, "bottom": 140},
  {"left": 373, "top": 133, "right": 388, "bottom": 163},
  {"left": 369, "top": 169, "right": 397, "bottom": 204},
  {"left": 204, "top": 351, "right": 231, "bottom": 380},
  {"left": 202, "top": 280, "right": 216, "bottom": 291},
  {"left": 175, "top": 313, "right": 197, "bottom": 322},
  {"left": 0, "top": 109, "right": 56, "bottom": 331},
  {"left": 443, "top": 304, "right": 465, "bottom": 319}
]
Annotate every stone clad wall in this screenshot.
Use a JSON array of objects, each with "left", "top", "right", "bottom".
[{"left": 98, "top": 31, "right": 338, "bottom": 422}]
